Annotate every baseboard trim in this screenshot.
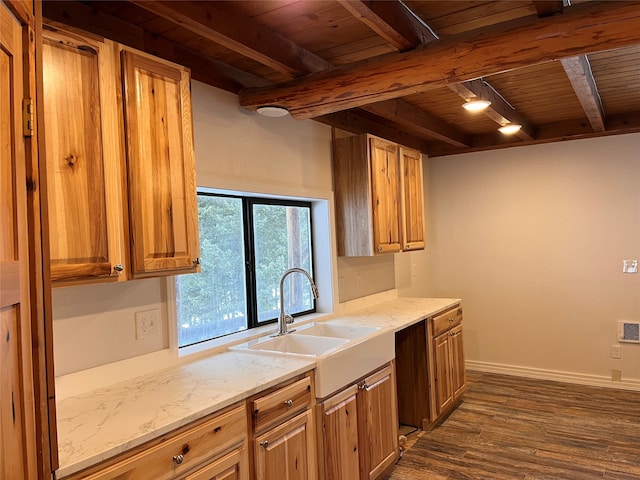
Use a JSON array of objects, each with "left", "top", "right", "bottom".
[{"left": 466, "top": 360, "right": 640, "bottom": 392}]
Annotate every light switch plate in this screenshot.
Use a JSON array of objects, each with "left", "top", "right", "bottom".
[{"left": 622, "top": 259, "right": 638, "bottom": 273}]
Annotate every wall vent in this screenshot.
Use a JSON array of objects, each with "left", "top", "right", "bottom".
[{"left": 618, "top": 320, "right": 640, "bottom": 343}]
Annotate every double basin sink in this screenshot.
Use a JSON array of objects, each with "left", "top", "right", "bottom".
[{"left": 231, "top": 321, "right": 394, "bottom": 398}]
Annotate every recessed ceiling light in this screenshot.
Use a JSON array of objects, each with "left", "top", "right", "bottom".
[
  {"left": 462, "top": 99, "right": 492, "bottom": 112},
  {"left": 256, "top": 106, "right": 289, "bottom": 117},
  {"left": 498, "top": 123, "right": 522, "bottom": 135}
]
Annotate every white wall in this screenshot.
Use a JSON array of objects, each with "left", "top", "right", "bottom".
[
  {"left": 51, "top": 81, "right": 640, "bottom": 387},
  {"left": 53, "top": 279, "right": 168, "bottom": 375},
  {"left": 423, "top": 133, "right": 640, "bottom": 385},
  {"left": 53, "top": 82, "right": 396, "bottom": 375}
]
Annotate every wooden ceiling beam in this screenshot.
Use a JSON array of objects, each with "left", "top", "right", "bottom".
[
  {"left": 535, "top": 0, "right": 605, "bottom": 133},
  {"left": 448, "top": 79, "right": 534, "bottom": 141},
  {"left": 430, "top": 111, "right": 640, "bottom": 157},
  {"left": 239, "top": 1, "right": 640, "bottom": 119},
  {"left": 44, "top": 0, "right": 455, "bottom": 152},
  {"left": 143, "top": 33, "right": 270, "bottom": 93},
  {"left": 337, "top": 0, "right": 437, "bottom": 51},
  {"left": 532, "top": 1, "right": 564, "bottom": 18},
  {"left": 318, "top": 111, "right": 432, "bottom": 153},
  {"left": 129, "top": 0, "right": 332, "bottom": 77},
  {"left": 336, "top": 1, "right": 472, "bottom": 149},
  {"left": 362, "top": 99, "right": 470, "bottom": 147},
  {"left": 560, "top": 55, "right": 605, "bottom": 133},
  {"left": 43, "top": 0, "right": 145, "bottom": 49},
  {"left": 42, "top": 1, "right": 268, "bottom": 95}
]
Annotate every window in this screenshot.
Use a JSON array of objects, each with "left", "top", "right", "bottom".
[{"left": 176, "top": 192, "right": 315, "bottom": 348}]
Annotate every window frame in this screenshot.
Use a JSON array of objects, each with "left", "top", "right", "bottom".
[
  {"left": 177, "top": 191, "right": 316, "bottom": 349},
  {"left": 243, "top": 195, "right": 316, "bottom": 329}
]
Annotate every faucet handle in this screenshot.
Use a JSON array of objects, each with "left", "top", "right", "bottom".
[{"left": 285, "top": 314, "right": 295, "bottom": 325}]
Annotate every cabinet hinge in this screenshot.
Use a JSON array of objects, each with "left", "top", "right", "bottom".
[{"left": 22, "top": 98, "right": 34, "bottom": 137}]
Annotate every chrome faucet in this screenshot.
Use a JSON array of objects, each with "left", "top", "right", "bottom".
[{"left": 274, "top": 268, "right": 319, "bottom": 336}]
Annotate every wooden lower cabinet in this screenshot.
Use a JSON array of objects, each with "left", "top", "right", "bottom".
[
  {"left": 358, "top": 365, "right": 399, "bottom": 480},
  {"left": 318, "top": 363, "right": 398, "bottom": 480},
  {"left": 254, "top": 410, "right": 316, "bottom": 480},
  {"left": 181, "top": 448, "right": 247, "bottom": 480},
  {"left": 394, "top": 303, "right": 465, "bottom": 430},
  {"left": 63, "top": 404, "right": 248, "bottom": 480},
  {"left": 319, "top": 386, "right": 360, "bottom": 480},
  {"left": 433, "top": 324, "right": 465, "bottom": 418},
  {"left": 430, "top": 306, "right": 465, "bottom": 423},
  {"left": 249, "top": 373, "right": 317, "bottom": 480}
]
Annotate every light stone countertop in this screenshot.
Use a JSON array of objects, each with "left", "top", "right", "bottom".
[
  {"left": 324, "top": 297, "right": 461, "bottom": 331},
  {"left": 55, "top": 297, "right": 460, "bottom": 478}
]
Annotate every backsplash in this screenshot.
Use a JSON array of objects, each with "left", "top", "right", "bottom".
[{"left": 52, "top": 278, "right": 168, "bottom": 375}]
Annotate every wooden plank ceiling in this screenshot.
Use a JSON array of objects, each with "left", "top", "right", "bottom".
[{"left": 42, "top": 0, "right": 640, "bottom": 156}]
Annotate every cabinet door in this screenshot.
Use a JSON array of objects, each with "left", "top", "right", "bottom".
[
  {"left": 42, "top": 31, "right": 125, "bottom": 282},
  {"left": 433, "top": 333, "right": 454, "bottom": 416},
  {"left": 399, "top": 147, "right": 425, "bottom": 251},
  {"left": 121, "top": 50, "right": 200, "bottom": 276},
  {"left": 450, "top": 324, "right": 466, "bottom": 400},
  {"left": 0, "top": 5, "right": 38, "bottom": 477},
  {"left": 182, "top": 447, "right": 248, "bottom": 480},
  {"left": 358, "top": 365, "right": 398, "bottom": 480},
  {"left": 321, "top": 386, "right": 360, "bottom": 480},
  {"left": 254, "top": 409, "right": 316, "bottom": 480},
  {"left": 369, "top": 137, "right": 401, "bottom": 254}
]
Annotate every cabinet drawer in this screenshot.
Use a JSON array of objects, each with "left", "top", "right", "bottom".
[
  {"left": 432, "top": 305, "right": 463, "bottom": 336},
  {"left": 252, "top": 376, "right": 312, "bottom": 433},
  {"left": 74, "top": 405, "right": 246, "bottom": 480}
]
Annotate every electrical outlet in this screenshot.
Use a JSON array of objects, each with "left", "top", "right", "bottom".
[
  {"left": 611, "top": 369, "right": 622, "bottom": 382},
  {"left": 610, "top": 344, "right": 621, "bottom": 359},
  {"left": 135, "top": 309, "right": 159, "bottom": 340}
]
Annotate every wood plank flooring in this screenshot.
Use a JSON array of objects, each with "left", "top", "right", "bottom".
[{"left": 385, "top": 371, "right": 640, "bottom": 479}]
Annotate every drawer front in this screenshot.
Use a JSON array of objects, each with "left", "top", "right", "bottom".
[
  {"left": 432, "top": 305, "right": 463, "bottom": 336},
  {"left": 252, "top": 376, "right": 312, "bottom": 433},
  {"left": 76, "top": 405, "right": 247, "bottom": 480}
]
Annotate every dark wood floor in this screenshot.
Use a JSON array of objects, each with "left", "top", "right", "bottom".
[{"left": 386, "top": 371, "right": 640, "bottom": 479}]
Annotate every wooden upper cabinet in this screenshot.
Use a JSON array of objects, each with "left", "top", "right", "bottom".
[
  {"left": 121, "top": 50, "right": 200, "bottom": 277},
  {"left": 369, "top": 137, "right": 401, "bottom": 255},
  {"left": 41, "top": 26, "right": 200, "bottom": 284},
  {"left": 333, "top": 134, "right": 424, "bottom": 256},
  {"left": 399, "top": 147, "right": 425, "bottom": 251},
  {"left": 42, "top": 30, "right": 126, "bottom": 283}
]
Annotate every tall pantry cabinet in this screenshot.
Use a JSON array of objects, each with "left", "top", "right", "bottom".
[
  {"left": 1, "top": 2, "right": 38, "bottom": 478},
  {"left": 42, "top": 25, "right": 200, "bottom": 285}
]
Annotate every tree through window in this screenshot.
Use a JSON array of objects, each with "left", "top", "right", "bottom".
[{"left": 176, "top": 193, "right": 314, "bottom": 348}]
